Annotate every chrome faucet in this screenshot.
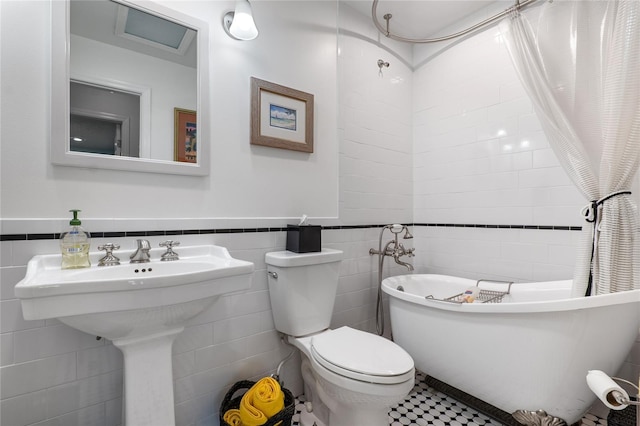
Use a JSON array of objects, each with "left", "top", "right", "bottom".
[
  {"left": 369, "top": 224, "right": 415, "bottom": 271},
  {"left": 393, "top": 243, "right": 415, "bottom": 271},
  {"left": 130, "top": 239, "right": 151, "bottom": 263}
]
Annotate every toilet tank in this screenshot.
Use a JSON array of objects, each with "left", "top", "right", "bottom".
[{"left": 265, "top": 249, "right": 343, "bottom": 337}]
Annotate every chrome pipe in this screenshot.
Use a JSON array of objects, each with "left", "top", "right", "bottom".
[{"left": 371, "top": 0, "right": 539, "bottom": 44}]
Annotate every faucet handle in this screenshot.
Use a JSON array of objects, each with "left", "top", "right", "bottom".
[
  {"left": 160, "top": 240, "right": 180, "bottom": 262},
  {"left": 97, "top": 243, "right": 121, "bottom": 266},
  {"left": 160, "top": 240, "right": 180, "bottom": 249},
  {"left": 98, "top": 243, "right": 120, "bottom": 253}
]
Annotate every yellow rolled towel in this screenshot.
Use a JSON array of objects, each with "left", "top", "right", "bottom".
[
  {"left": 223, "top": 409, "right": 242, "bottom": 426},
  {"left": 239, "top": 377, "right": 286, "bottom": 426},
  {"left": 253, "top": 377, "right": 285, "bottom": 418},
  {"left": 239, "top": 386, "right": 268, "bottom": 426}
]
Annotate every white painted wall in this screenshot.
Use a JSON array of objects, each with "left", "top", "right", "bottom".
[{"left": 0, "top": 0, "right": 339, "bottom": 221}]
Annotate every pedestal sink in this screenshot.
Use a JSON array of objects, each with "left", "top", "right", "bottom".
[{"left": 15, "top": 244, "right": 254, "bottom": 426}]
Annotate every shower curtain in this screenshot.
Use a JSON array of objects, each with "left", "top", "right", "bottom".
[{"left": 500, "top": 1, "right": 640, "bottom": 296}]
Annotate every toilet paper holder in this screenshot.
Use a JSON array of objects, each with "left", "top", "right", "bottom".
[{"left": 586, "top": 370, "right": 639, "bottom": 410}]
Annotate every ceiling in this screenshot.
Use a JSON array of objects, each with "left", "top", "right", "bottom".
[
  {"left": 71, "top": 0, "right": 515, "bottom": 60},
  {"left": 71, "top": 0, "right": 197, "bottom": 68},
  {"left": 345, "top": 0, "right": 513, "bottom": 40}
]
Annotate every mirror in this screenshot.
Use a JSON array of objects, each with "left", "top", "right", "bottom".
[{"left": 51, "top": 0, "right": 210, "bottom": 176}]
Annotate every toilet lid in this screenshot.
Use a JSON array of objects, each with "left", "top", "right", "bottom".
[{"left": 310, "top": 327, "right": 414, "bottom": 384}]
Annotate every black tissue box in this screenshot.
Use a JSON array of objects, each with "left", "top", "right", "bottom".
[{"left": 286, "top": 225, "right": 321, "bottom": 253}]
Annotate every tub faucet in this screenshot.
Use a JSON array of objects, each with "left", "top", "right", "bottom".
[
  {"left": 394, "top": 243, "right": 415, "bottom": 271},
  {"left": 130, "top": 239, "right": 151, "bottom": 263},
  {"left": 370, "top": 224, "right": 415, "bottom": 271},
  {"left": 369, "top": 224, "right": 416, "bottom": 336}
]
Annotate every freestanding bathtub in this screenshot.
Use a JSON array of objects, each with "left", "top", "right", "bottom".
[{"left": 382, "top": 274, "right": 640, "bottom": 425}]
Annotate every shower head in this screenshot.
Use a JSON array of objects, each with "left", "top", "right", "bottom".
[
  {"left": 377, "top": 59, "right": 390, "bottom": 77},
  {"left": 403, "top": 228, "right": 413, "bottom": 239}
]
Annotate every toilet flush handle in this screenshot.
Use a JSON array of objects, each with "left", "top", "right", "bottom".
[{"left": 268, "top": 271, "right": 278, "bottom": 279}]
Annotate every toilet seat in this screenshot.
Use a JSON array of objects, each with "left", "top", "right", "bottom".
[{"left": 310, "top": 327, "right": 414, "bottom": 385}]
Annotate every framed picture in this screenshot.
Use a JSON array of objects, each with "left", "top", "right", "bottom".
[
  {"left": 250, "top": 77, "right": 314, "bottom": 153},
  {"left": 174, "top": 108, "right": 197, "bottom": 163}
]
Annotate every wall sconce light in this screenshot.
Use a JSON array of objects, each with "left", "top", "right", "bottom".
[{"left": 223, "top": 0, "right": 259, "bottom": 41}]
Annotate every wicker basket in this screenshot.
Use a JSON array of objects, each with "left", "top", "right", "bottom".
[
  {"left": 607, "top": 397, "right": 637, "bottom": 426},
  {"left": 219, "top": 380, "right": 295, "bottom": 426}
]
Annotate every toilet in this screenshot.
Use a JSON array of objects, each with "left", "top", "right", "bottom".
[{"left": 265, "top": 249, "right": 415, "bottom": 426}]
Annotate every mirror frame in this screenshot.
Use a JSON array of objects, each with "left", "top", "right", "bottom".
[{"left": 51, "top": 0, "right": 210, "bottom": 176}]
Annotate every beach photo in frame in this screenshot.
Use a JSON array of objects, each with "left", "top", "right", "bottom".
[
  {"left": 250, "top": 77, "right": 314, "bottom": 153},
  {"left": 174, "top": 108, "right": 197, "bottom": 163}
]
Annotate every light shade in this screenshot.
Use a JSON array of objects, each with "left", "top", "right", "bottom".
[{"left": 223, "top": 0, "right": 258, "bottom": 41}]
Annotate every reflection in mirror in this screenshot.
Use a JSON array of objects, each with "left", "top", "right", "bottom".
[
  {"left": 51, "top": 0, "right": 210, "bottom": 176},
  {"left": 70, "top": 81, "right": 140, "bottom": 156},
  {"left": 70, "top": 0, "right": 195, "bottom": 162}
]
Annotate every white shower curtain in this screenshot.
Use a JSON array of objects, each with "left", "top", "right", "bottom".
[{"left": 500, "top": 1, "right": 640, "bottom": 296}]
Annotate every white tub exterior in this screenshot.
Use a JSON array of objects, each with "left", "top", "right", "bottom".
[{"left": 382, "top": 274, "right": 640, "bottom": 425}]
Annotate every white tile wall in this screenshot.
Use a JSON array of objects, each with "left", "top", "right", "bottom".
[
  {"left": 338, "top": 4, "right": 413, "bottom": 226},
  {"left": 13, "top": 325, "right": 104, "bottom": 363},
  {"left": 1, "top": 353, "right": 77, "bottom": 400},
  {"left": 413, "top": 26, "right": 584, "bottom": 229},
  {"left": 1, "top": 391, "right": 48, "bottom": 426},
  {"left": 76, "top": 345, "right": 123, "bottom": 380}
]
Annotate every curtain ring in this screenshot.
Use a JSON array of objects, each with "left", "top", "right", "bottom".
[{"left": 509, "top": 1, "right": 521, "bottom": 19}]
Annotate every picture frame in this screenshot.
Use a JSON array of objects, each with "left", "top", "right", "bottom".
[
  {"left": 174, "top": 108, "right": 197, "bottom": 163},
  {"left": 250, "top": 77, "right": 314, "bottom": 153}
]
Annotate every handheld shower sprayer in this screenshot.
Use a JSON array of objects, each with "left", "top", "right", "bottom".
[{"left": 389, "top": 223, "right": 413, "bottom": 239}]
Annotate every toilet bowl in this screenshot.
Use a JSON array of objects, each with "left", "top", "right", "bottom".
[
  {"left": 265, "top": 249, "right": 415, "bottom": 426},
  {"left": 290, "top": 327, "right": 415, "bottom": 426}
]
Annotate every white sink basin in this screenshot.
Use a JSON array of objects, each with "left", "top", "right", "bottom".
[
  {"left": 15, "top": 244, "right": 254, "bottom": 426},
  {"left": 16, "top": 244, "right": 254, "bottom": 336}
]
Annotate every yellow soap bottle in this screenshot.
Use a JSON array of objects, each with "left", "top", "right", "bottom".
[{"left": 60, "top": 209, "right": 91, "bottom": 269}]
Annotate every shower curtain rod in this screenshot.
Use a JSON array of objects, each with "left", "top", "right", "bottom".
[{"left": 372, "top": 0, "right": 539, "bottom": 44}]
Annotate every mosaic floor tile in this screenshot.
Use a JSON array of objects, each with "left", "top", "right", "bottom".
[{"left": 291, "top": 371, "right": 608, "bottom": 426}]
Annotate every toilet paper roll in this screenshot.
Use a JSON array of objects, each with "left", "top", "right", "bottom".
[{"left": 586, "top": 370, "right": 630, "bottom": 410}]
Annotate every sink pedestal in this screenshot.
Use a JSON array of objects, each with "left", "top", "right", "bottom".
[{"left": 113, "top": 327, "right": 183, "bottom": 426}]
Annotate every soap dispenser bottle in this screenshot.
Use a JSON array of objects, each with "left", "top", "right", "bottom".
[{"left": 60, "top": 209, "right": 91, "bottom": 269}]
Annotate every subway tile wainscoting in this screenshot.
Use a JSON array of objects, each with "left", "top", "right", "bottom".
[{"left": 2, "top": 222, "right": 638, "bottom": 425}]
